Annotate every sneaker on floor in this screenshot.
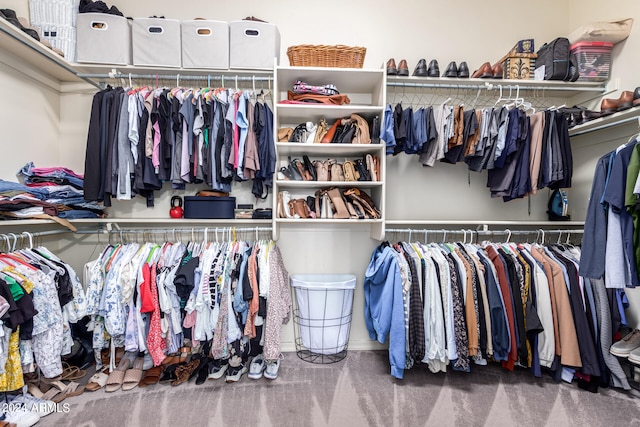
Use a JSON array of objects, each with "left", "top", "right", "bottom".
[
  {"left": 248, "top": 354, "right": 266, "bottom": 380},
  {"left": 2, "top": 404, "right": 41, "bottom": 427},
  {"left": 628, "top": 346, "right": 640, "bottom": 365},
  {"left": 610, "top": 329, "right": 640, "bottom": 357},
  {"left": 225, "top": 364, "right": 248, "bottom": 383},
  {"left": 264, "top": 354, "right": 284, "bottom": 380},
  {"left": 207, "top": 359, "right": 229, "bottom": 380}
]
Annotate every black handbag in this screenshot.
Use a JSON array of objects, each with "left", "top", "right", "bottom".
[
  {"left": 252, "top": 208, "right": 272, "bottom": 219},
  {"left": 535, "top": 37, "right": 579, "bottom": 81}
]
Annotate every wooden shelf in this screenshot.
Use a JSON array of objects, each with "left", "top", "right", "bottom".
[{"left": 275, "top": 104, "right": 383, "bottom": 124}]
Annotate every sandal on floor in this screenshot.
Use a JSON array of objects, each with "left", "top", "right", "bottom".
[
  {"left": 122, "top": 357, "right": 144, "bottom": 391},
  {"left": 158, "top": 363, "right": 181, "bottom": 384},
  {"left": 51, "top": 382, "right": 85, "bottom": 404},
  {"left": 61, "top": 362, "right": 87, "bottom": 381},
  {"left": 86, "top": 369, "right": 110, "bottom": 392},
  {"left": 171, "top": 358, "right": 200, "bottom": 387},
  {"left": 105, "top": 357, "right": 131, "bottom": 393},
  {"left": 139, "top": 365, "right": 164, "bottom": 388}
]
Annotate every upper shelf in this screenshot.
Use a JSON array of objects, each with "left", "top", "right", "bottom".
[
  {"left": 386, "top": 75, "right": 607, "bottom": 97},
  {"left": 276, "top": 66, "right": 385, "bottom": 93},
  {"left": 568, "top": 105, "right": 640, "bottom": 137}
]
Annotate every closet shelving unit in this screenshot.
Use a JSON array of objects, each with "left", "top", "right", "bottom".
[
  {"left": 0, "top": 18, "right": 614, "bottom": 239},
  {"left": 272, "top": 65, "right": 387, "bottom": 241}
]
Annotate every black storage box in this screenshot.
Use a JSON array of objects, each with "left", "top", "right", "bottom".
[{"left": 183, "top": 196, "right": 236, "bottom": 219}]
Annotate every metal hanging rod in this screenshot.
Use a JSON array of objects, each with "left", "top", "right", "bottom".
[
  {"left": 386, "top": 80, "right": 606, "bottom": 93},
  {"left": 76, "top": 73, "right": 272, "bottom": 83}
]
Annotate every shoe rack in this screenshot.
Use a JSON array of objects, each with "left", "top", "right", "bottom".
[{"left": 272, "top": 66, "right": 387, "bottom": 240}]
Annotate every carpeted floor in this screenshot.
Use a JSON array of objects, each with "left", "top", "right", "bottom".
[{"left": 38, "top": 350, "right": 640, "bottom": 427}]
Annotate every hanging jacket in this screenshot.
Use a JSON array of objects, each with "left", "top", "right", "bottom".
[{"left": 364, "top": 244, "right": 406, "bottom": 379}]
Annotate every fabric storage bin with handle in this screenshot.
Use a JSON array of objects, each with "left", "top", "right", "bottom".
[
  {"left": 132, "top": 17, "right": 181, "bottom": 67},
  {"left": 290, "top": 274, "right": 356, "bottom": 363},
  {"left": 76, "top": 13, "right": 131, "bottom": 65},
  {"left": 229, "top": 20, "right": 280, "bottom": 69},
  {"left": 181, "top": 19, "right": 229, "bottom": 69}
]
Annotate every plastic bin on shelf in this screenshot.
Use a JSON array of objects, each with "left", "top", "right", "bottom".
[
  {"left": 290, "top": 274, "right": 356, "bottom": 364},
  {"left": 571, "top": 41, "right": 613, "bottom": 82}
]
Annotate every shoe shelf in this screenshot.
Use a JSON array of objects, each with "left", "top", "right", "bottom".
[
  {"left": 568, "top": 105, "right": 640, "bottom": 137},
  {"left": 386, "top": 75, "right": 607, "bottom": 98}
]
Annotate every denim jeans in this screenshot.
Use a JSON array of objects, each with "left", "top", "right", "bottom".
[{"left": 19, "top": 162, "right": 84, "bottom": 189}]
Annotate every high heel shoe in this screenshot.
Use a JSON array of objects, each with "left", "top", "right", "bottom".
[{"left": 327, "top": 188, "right": 350, "bottom": 219}]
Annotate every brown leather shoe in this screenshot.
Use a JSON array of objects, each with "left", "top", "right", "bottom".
[
  {"left": 471, "top": 62, "right": 492, "bottom": 79},
  {"left": 600, "top": 98, "right": 620, "bottom": 115},
  {"left": 386, "top": 58, "right": 397, "bottom": 75},
  {"left": 617, "top": 90, "right": 634, "bottom": 111},
  {"left": 397, "top": 59, "right": 409, "bottom": 76},
  {"left": 492, "top": 63, "right": 504, "bottom": 79}
]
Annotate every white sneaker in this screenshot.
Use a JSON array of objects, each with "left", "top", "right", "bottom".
[
  {"left": 248, "top": 354, "right": 266, "bottom": 380},
  {"left": 628, "top": 346, "right": 640, "bottom": 365},
  {"left": 610, "top": 329, "right": 640, "bottom": 357},
  {"left": 264, "top": 354, "right": 284, "bottom": 380},
  {"left": 208, "top": 359, "right": 229, "bottom": 380},
  {"left": 3, "top": 405, "right": 41, "bottom": 427},
  {"left": 12, "top": 393, "right": 55, "bottom": 417}
]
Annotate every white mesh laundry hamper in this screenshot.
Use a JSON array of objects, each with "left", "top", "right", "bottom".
[{"left": 290, "top": 274, "right": 356, "bottom": 364}]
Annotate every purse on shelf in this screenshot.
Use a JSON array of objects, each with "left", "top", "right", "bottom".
[
  {"left": 278, "top": 127, "right": 293, "bottom": 142},
  {"left": 370, "top": 115, "right": 380, "bottom": 144},
  {"left": 332, "top": 118, "right": 356, "bottom": 143},
  {"left": 343, "top": 187, "right": 381, "bottom": 219},
  {"left": 342, "top": 160, "right": 360, "bottom": 182},
  {"left": 350, "top": 113, "right": 371, "bottom": 144},
  {"left": 303, "top": 155, "right": 317, "bottom": 181},
  {"left": 321, "top": 119, "right": 341, "bottom": 143},
  {"left": 354, "top": 159, "right": 371, "bottom": 181},
  {"left": 313, "top": 159, "right": 331, "bottom": 181},
  {"left": 314, "top": 118, "right": 329, "bottom": 143},
  {"left": 330, "top": 161, "right": 345, "bottom": 181}
]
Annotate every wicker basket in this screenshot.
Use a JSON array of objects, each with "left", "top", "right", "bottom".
[{"left": 287, "top": 45, "right": 366, "bottom": 68}]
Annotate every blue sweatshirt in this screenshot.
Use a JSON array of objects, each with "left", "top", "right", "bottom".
[{"left": 365, "top": 244, "right": 406, "bottom": 379}]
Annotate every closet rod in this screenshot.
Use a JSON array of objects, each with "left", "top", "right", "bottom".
[
  {"left": 0, "top": 230, "right": 71, "bottom": 239},
  {"left": 386, "top": 81, "right": 605, "bottom": 93},
  {"left": 76, "top": 73, "right": 272, "bottom": 83},
  {"left": 75, "top": 226, "right": 272, "bottom": 235}
]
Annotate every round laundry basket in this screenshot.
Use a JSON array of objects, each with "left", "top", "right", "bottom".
[{"left": 290, "top": 274, "right": 356, "bottom": 364}]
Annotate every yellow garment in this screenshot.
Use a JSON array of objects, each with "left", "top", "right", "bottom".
[{"left": 0, "top": 328, "right": 24, "bottom": 392}]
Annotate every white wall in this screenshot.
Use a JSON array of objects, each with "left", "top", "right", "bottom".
[{"left": 2, "top": 0, "right": 640, "bottom": 350}]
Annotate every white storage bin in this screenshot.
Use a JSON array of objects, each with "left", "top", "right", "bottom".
[
  {"left": 229, "top": 20, "right": 280, "bottom": 70},
  {"left": 132, "top": 18, "right": 181, "bottom": 67},
  {"left": 181, "top": 20, "right": 229, "bottom": 69},
  {"left": 76, "top": 13, "right": 131, "bottom": 65},
  {"left": 291, "top": 274, "right": 355, "bottom": 361}
]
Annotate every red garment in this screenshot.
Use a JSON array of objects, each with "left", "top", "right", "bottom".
[
  {"left": 486, "top": 246, "right": 518, "bottom": 371},
  {"left": 146, "top": 264, "right": 167, "bottom": 366},
  {"left": 139, "top": 263, "right": 154, "bottom": 313}
]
